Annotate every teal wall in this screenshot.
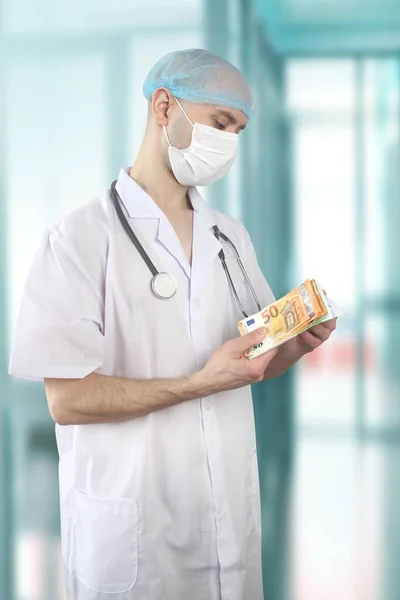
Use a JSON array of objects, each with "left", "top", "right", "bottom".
[{"left": 205, "top": 2, "right": 293, "bottom": 597}]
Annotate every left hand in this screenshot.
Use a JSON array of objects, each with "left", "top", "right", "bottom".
[
  {"left": 296, "top": 288, "right": 338, "bottom": 353},
  {"left": 296, "top": 318, "right": 337, "bottom": 353}
]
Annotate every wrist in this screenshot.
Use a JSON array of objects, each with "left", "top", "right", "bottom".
[{"left": 186, "top": 369, "right": 216, "bottom": 399}]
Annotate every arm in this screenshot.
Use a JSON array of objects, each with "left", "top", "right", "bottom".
[
  {"left": 45, "top": 327, "right": 277, "bottom": 426},
  {"left": 45, "top": 371, "right": 211, "bottom": 426}
]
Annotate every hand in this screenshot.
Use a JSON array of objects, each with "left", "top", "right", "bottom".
[
  {"left": 296, "top": 317, "right": 337, "bottom": 353},
  {"left": 297, "top": 288, "right": 338, "bottom": 353},
  {"left": 200, "top": 327, "right": 278, "bottom": 393}
]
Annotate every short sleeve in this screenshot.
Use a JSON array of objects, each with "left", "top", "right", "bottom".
[
  {"left": 241, "top": 226, "right": 276, "bottom": 308},
  {"left": 9, "top": 227, "right": 105, "bottom": 381}
]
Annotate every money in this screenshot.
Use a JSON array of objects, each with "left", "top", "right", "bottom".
[{"left": 238, "top": 279, "right": 341, "bottom": 360}]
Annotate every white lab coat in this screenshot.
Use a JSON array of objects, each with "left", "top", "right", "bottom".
[{"left": 9, "top": 168, "right": 275, "bottom": 600}]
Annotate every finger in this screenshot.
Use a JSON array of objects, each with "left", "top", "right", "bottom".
[
  {"left": 245, "top": 348, "right": 279, "bottom": 380},
  {"left": 322, "top": 317, "right": 337, "bottom": 332},
  {"left": 233, "top": 327, "right": 267, "bottom": 355},
  {"left": 249, "top": 347, "right": 278, "bottom": 368},
  {"left": 298, "top": 331, "right": 321, "bottom": 351},
  {"left": 307, "top": 324, "right": 331, "bottom": 342}
]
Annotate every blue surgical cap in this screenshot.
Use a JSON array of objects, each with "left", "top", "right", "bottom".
[{"left": 143, "top": 48, "right": 254, "bottom": 120}]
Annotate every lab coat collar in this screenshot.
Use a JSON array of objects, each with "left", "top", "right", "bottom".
[
  {"left": 187, "top": 187, "right": 218, "bottom": 229},
  {"left": 115, "top": 168, "right": 164, "bottom": 220},
  {"left": 114, "top": 167, "right": 218, "bottom": 229},
  {"left": 113, "top": 168, "right": 222, "bottom": 275}
]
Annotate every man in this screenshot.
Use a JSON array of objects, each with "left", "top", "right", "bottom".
[{"left": 9, "top": 49, "right": 336, "bottom": 600}]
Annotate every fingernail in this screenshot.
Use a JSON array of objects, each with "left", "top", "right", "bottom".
[{"left": 256, "top": 326, "right": 266, "bottom": 335}]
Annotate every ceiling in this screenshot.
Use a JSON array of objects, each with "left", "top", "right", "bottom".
[{"left": 253, "top": 0, "right": 400, "bottom": 54}]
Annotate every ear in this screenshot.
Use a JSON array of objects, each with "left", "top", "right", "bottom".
[{"left": 151, "top": 88, "right": 174, "bottom": 126}]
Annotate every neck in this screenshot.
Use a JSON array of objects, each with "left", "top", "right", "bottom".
[{"left": 129, "top": 136, "right": 190, "bottom": 214}]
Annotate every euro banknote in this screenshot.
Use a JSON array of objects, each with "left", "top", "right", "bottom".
[{"left": 238, "top": 279, "right": 341, "bottom": 360}]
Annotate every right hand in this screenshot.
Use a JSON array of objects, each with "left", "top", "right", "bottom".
[{"left": 200, "top": 327, "right": 278, "bottom": 393}]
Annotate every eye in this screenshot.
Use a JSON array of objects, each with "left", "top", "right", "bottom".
[{"left": 214, "top": 120, "right": 226, "bottom": 131}]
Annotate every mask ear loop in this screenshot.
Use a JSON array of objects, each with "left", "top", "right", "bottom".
[
  {"left": 163, "top": 97, "right": 194, "bottom": 148},
  {"left": 174, "top": 97, "right": 195, "bottom": 128}
]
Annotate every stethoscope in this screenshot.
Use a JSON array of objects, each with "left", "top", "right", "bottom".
[{"left": 110, "top": 181, "right": 261, "bottom": 318}]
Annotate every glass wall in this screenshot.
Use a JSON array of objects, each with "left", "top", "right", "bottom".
[
  {"left": 287, "top": 59, "right": 358, "bottom": 431},
  {"left": 287, "top": 57, "right": 400, "bottom": 436},
  {"left": 287, "top": 57, "right": 400, "bottom": 600}
]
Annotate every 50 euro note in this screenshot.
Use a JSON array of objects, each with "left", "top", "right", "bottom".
[{"left": 238, "top": 279, "right": 342, "bottom": 360}]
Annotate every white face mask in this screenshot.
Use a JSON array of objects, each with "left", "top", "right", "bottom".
[{"left": 163, "top": 98, "right": 238, "bottom": 187}]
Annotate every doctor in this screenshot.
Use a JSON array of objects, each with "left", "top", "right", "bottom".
[{"left": 9, "top": 49, "right": 336, "bottom": 600}]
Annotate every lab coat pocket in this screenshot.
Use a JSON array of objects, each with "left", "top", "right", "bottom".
[
  {"left": 250, "top": 450, "right": 262, "bottom": 535},
  {"left": 72, "top": 490, "right": 138, "bottom": 593}
]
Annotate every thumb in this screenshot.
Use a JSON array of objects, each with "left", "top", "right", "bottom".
[{"left": 233, "top": 327, "right": 267, "bottom": 355}]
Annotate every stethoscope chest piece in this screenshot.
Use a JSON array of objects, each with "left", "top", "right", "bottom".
[
  {"left": 151, "top": 272, "right": 178, "bottom": 299},
  {"left": 111, "top": 180, "right": 260, "bottom": 314}
]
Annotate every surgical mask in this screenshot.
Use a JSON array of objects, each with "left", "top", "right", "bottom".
[{"left": 163, "top": 98, "right": 238, "bottom": 187}]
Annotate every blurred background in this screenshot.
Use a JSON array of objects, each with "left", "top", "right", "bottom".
[{"left": 1, "top": 0, "right": 399, "bottom": 599}]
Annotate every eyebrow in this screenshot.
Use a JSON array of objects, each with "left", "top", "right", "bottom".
[{"left": 215, "top": 110, "right": 247, "bottom": 131}]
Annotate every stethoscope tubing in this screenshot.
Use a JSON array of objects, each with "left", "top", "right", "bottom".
[{"left": 110, "top": 180, "right": 261, "bottom": 317}]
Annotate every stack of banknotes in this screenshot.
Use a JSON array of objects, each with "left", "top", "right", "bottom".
[{"left": 238, "top": 279, "right": 341, "bottom": 360}]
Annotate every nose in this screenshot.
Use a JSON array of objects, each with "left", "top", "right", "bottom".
[{"left": 226, "top": 125, "right": 241, "bottom": 135}]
